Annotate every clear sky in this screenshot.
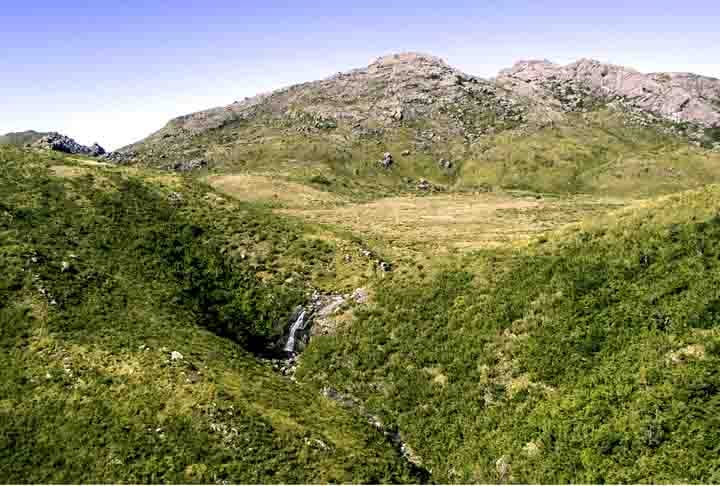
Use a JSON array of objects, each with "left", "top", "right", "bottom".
[{"left": 2, "top": 0, "right": 718, "bottom": 150}]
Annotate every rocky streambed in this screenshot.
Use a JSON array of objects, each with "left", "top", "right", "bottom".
[{"left": 268, "top": 288, "right": 430, "bottom": 480}]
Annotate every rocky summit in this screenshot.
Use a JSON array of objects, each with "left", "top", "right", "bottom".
[{"left": 116, "top": 52, "right": 528, "bottom": 165}]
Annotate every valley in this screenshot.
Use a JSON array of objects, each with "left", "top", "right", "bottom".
[{"left": 2, "top": 52, "right": 720, "bottom": 483}]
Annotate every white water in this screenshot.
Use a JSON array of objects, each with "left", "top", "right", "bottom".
[{"left": 283, "top": 309, "right": 307, "bottom": 353}]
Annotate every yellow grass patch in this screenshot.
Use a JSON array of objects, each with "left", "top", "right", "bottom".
[
  {"left": 205, "top": 173, "right": 343, "bottom": 208},
  {"left": 50, "top": 165, "right": 90, "bottom": 178},
  {"left": 283, "top": 192, "right": 625, "bottom": 253}
]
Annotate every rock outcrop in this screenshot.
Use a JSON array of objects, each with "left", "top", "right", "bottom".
[
  {"left": 32, "top": 132, "right": 106, "bottom": 156},
  {"left": 497, "top": 59, "right": 720, "bottom": 127}
]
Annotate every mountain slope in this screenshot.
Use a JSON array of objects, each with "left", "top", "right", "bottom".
[
  {"left": 0, "top": 146, "right": 417, "bottom": 483},
  {"left": 124, "top": 53, "right": 525, "bottom": 150},
  {"left": 299, "top": 184, "right": 720, "bottom": 483},
  {"left": 115, "top": 53, "right": 720, "bottom": 200}
]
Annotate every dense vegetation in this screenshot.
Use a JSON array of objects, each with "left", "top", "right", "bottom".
[
  {"left": 0, "top": 147, "right": 416, "bottom": 483},
  {"left": 300, "top": 186, "right": 720, "bottom": 483}
]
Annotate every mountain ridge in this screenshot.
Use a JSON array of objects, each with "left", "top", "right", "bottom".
[
  {"left": 105, "top": 52, "right": 720, "bottom": 182},
  {"left": 124, "top": 52, "right": 720, "bottom": 146}
]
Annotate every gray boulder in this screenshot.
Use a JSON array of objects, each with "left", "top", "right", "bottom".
[
  {"left": 417, "top": 178, "right": 432, "bottom": 191},
  {"left": 168, "top": 158, "right": 210, "bottom": 172},
  {"left": 89, "top": 143, "right": 106, "bottom": 156},
  {"left": 438, "top": 158, "right": 453, "bottom": 169}
]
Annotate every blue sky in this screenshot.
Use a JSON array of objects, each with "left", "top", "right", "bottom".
[{"left": 2, "top": 0, "right": 719, "bottom": 150}]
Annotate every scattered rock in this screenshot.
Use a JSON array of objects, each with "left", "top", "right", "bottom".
[
  {"left": 322, "top": 386, "right": 359, "bottom": 408},
  {"left": 316, "top": 295, "right": 347, "bottom": 318},
  {"left": 170, "top": 351, "right": 184, "bottom": 361},
  {"left": 89, "top": 143, "right": 106, "bottom": 156},
  {"left": 438, "top": 158, "right": 453, "bottom": 169},
  {"left": 168, "top": 158, "right": 210, "bottom": 172},
  {"left": 304, "top": 293, "right": 352, "bottom": 338},
  {"left": 417, "top": 178, "right": 432, "bottom": 191},
  {"left": 61, "top": 261, "right": 71, "bottom": 273},
  {"left": 167, "top": 192, "right": 184, "bottom": 205},
  {"left": 379, "top": 261, "right": 392, "bottom": 272},
  {"left": 668, "top": 344, "right": 705, "bottom": 364},
  {"left": 379, "top": 152, "right": 394, "bottom": 169},
  {"left": 496, "top": 455, "right": 511, "bottom": 481},
  {"left": 102, "top": 150, "right": 136, "bottom": 164},
  {"left": 401, "top": 149, "right": 411, "bottom": 156},
  {"left": 351, "top": 287, "right": 369, "bottom": 304},
  {"left": 523, "top": 441, "right": 542, "bottom": 457},
  {"left": 304, "top": 437, "right": 330, "bottom": 450}
]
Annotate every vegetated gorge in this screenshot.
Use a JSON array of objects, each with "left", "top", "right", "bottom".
[{"left": 2, "top": 52, "right": 720, "bottom": 483}]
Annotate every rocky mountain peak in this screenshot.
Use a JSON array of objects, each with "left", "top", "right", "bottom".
[
  {"left": 126, "top": 51, "right": 524, "bottom": 157},
  {"left": 368, "top": 52, "right": 451, "bottom": 71}
]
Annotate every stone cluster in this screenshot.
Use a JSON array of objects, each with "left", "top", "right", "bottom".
[{"left": 32, "top": 132, "right": 106, "bottom": 156}]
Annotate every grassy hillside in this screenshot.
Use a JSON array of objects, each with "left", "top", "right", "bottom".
[
  {"left": 5, "top": 122, "right": 720, "bottom": 483},
  {"left": 0, "top": 146, "right": 416, "bottom": 483},
  {"left": 0, "top": 130, "right": 49, "bottom": 147},
  {"left": 298, "top": 185, "right": 720, "bottom": 483},
  {"left": 130, "top": 109, "right": 720, "bottom": 203}
]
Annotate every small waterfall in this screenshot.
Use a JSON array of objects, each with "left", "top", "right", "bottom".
[{"left": 283, "top": 309, "right": 307, "bottom": 353}]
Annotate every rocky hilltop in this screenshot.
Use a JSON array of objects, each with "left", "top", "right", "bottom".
[{"left": 123, "top": 53, "right": 525, "bottom": 158}]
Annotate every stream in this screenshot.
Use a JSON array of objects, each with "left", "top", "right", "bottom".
[
  {"left": 272, "top": 290, "right": 431, "bottom": 481},
  {"left": 283, "top": 309, "right": 307, "bottom": 353}
]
